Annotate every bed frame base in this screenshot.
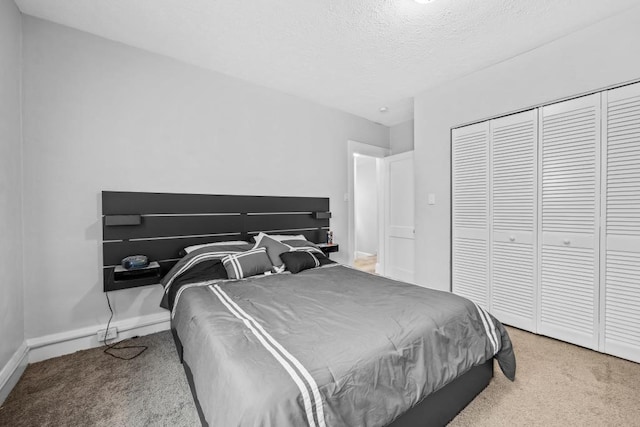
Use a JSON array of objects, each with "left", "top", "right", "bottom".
[
  {"left": 172, "top": 328, "right": 493, "bottom": 427},
  {"left": 388, "top": 360, "right": 492, "bottom": 427}
]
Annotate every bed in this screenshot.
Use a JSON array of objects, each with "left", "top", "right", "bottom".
[
  {"left": 101, "top": 191, "right": 516, "bottom": 427},
  {"left": 162, "top": 242, "right": 515, "bottom": 427}
]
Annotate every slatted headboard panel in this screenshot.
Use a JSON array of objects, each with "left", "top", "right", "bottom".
[{"left": 102, "top": 191, "right": 330, "bottom": 291}]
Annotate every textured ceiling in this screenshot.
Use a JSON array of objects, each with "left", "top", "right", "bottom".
[{"left": 14, "top": 0, "right": 640, "bottom": 126}]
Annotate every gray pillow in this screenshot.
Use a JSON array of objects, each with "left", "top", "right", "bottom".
[
  {"left": 222, "top": 247, "right": 273, "bottom": 279},
  {"left": 254, "top": 235, "right": 291, "bottom": 268}
]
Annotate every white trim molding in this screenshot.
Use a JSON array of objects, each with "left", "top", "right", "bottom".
[
  {"left": 0, "top": 342, "right": 28, "bottom": 405},
  {"left": 354, "top": 251, "right": 375, "bottom": 259},
  {"left": 27, "top": 311, "right": 170, "bottom": 363}
]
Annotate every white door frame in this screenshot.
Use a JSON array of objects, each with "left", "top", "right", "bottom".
[{"left": 347, "top": 140, "right": 390, "bottom": 266}]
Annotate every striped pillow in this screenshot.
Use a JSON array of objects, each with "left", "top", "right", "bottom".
[{"left": 222, "top": 247, "right": 273, "bottom": 279}]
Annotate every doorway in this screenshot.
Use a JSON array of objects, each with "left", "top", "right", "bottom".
[
  {"left": 347, "top": 140, "right": 389, "bottom": 271},
  {"left": 354, "top": 154, "right": 381, "bottom": 273},
  {"left": 347, "top": 141, "right": 415, "bottom": 281}
]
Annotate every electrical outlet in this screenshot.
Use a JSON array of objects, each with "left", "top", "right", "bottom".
[{"left": 97, "top": 327, "right": 118, "bottom": 342}]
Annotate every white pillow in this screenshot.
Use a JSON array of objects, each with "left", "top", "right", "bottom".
[
  {"left": 253, "top": 232, "right": 307, "bottom": 246},
  {"left": 183, "top": 241, "right": 249, "bottom": 254}
]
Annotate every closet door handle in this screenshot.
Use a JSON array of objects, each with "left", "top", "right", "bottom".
[
  {"left": 509, "top": 236, "right": 515, "bottom": 242},
  {"left": 563, "top": 239, "right": 571, "bottom": 245}
]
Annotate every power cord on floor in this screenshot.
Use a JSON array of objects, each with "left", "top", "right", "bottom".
[{"left": 103, "top": 292, "right": 148, "bottom": 360}]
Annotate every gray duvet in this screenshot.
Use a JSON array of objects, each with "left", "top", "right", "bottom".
[{"left": 172, "top": 264, "right": 516, "bottom": 427}]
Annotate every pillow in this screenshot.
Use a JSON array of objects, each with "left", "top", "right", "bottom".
[
  {"left": 222, "top": 247, "right": 273, "bottom": 279},
  {"left": 253, "top": 232, "right": 307, "bottom": 245},
  {"left": 291, "top": 248, "right": 335, "bottom": 266},
  {"left": 160, "top": 259, "right": 228, "bottom": 310},
  {"left": 254, "top": 234, "right": 290, "bottom": 269},
  {"left": 283, "top": 239, "right": 321, "bottom": 252},
  {"left": 183, "top": 240, "right": 249, "bottom": 254},
  {"left": 280, "top": 251, "right": 323, "bottom": 274},
  {"left": 161, "top": 244, "right": 251, "bottom": 310}
]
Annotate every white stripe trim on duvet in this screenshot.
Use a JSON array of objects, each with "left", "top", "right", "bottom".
[
  {"left": 163, "top": 251, "right": 240, "bottom": 293},
  {"left": 170, "top": 281, "right": 220, "bottom": 319},
  {"left": 480, "top": 307, "right": 500, "bottom": 353},
  {"left": 211, "top": 285, "right": 326, "bottom": 427},
  {"left": 473, "top": 302, "right": 498, "bottom": 355}
]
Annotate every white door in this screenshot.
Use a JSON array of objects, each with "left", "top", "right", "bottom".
[
  {"left": 452, "top": 122, "right": 490, "bottom": 308},
  {"left": 538, "top": 94, "right": 601, "bottom": 350},
  {"left": 601, "top": 83, "right": 640, "bottom": 363},
  {"left": 383, "top": 151, "right": 415, "bottom": 283},
  {"left": 490, "top": 110, "right": 538, "bottom": 331}
]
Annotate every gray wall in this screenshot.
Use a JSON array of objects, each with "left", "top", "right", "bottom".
[
  {"left": 21, "top": 17, "right": 389, "bottom": 339},
  {"left": 414, "top": 7, "right": 640, "bottom": 291},
  {"left": 390, "top": 120, "right": 414, "bottom": 154},
  {"left": 0, "top": 0, "right": 25, "bottom": 374}
]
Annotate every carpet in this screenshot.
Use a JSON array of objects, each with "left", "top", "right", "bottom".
[
  {"left": 0, "top": 332, "right": 199, "bottom": 427},
  {"left": 1, "top": 327, "right": 639, "bottom": 426},
  {"left": 449, "top": 327, "right": 640, "bottom": 426}
]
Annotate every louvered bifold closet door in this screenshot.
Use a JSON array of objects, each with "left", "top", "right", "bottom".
[
  {"left": 490, "top": 110, "right": 537, "bottom": 331},
  {"left": 601, "top": 83, "right": 640, "bottom": 363},
  {"left": 452, "top": 122, "right": 490, "bottom": 308},
  {"left": 538, "top": 94, "right": 600, "bottom": 350}
]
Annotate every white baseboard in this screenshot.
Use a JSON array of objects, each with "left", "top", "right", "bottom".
[
  {"left": 26, "top": 311, "right": 170, "bottom": 363},
  {"left": 354, "top": 251, "right": 375, "bottom": 259},
  {"left": 0, "top": 312, "right": 171, "bottom": 404},
  {"left": 0, "top": 342, "right": 28, "bottom": 405}
]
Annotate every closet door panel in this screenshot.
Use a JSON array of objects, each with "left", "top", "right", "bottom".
[
  {"left": 492, "top": 241, "right": 535, "bottom": 328},
  {"left": 540, "top": 245, "right": 597, "bottom": 344},
  {"left": 602, "top": 83, "right": 640, "bottom": 363},
  {"left": 539, "top": 94, "right": 600, "bottom": 350},
  {"left": 490, "top": 110, "right": 537, "bottom": 330},
  {"left": 452, "top": 122, "right": 490, "bottom": 308},
  {"left": 452, "top": 234, "right": 489, "bottom": 306}
]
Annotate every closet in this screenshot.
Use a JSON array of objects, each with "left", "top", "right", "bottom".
[
  {"left": 452, "top": 122, "right": 490, "bottom": 309},
  {"left": 602, "top": 83, "right": 640, "bottom": 363},
  {"left": 452, "top": 82, "right": 640, "bottom": 363},
  {"left": 490, "top": 110, "right": 537, "bottom": 332},
  {"left": 539, "top": 94, "right": 601, "bottom": 350}
]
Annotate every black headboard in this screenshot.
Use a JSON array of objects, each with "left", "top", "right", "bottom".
[{"left": 102, "top": 191, "right": 330, "bottom": 291}]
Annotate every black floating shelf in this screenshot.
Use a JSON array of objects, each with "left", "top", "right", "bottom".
[
  {"left": 104, "top": 262, "right": 162, "bottom": 292},
  {"left": 104, "top": 214, "right": 142, "bottom": 226},
  {"left": 313, "top": 211, "right": 332, "bottom": 219}
]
